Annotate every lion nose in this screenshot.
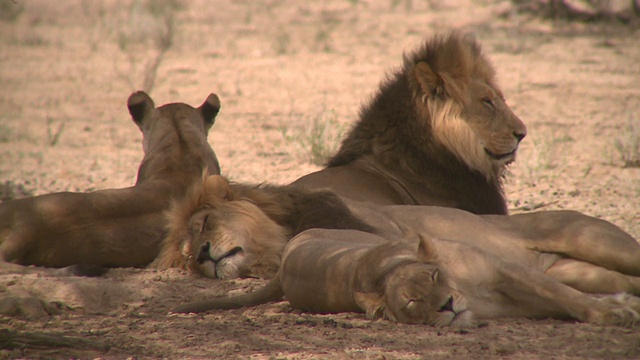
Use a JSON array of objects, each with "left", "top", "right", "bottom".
[
  {"left": 196, "top": 242, "right": 213, "bottom": 264},
  {"left": 514, "top": 130, "right": 526, "bottom": 143},
  {"left": 438, "top": 296, "right": 454, "bottom": 313}
]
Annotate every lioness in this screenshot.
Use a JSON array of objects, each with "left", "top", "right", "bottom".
[
  {"left": 292, "top": 32, "right": 526, "bottom": 215},
  {"left": 169, "top": 175, "right": 640, "bottom": 302},
  {"left": 174, "top": 229, "right": 640, "bottom": 328},
  {"left": 174, "top": 230, "right": 473, "bottom": 327},
  {"left": 0, "top": 91, "right": 221, "bottom": 269}
]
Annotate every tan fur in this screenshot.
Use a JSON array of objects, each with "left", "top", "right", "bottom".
[
  {"left": 150, "top": 174, "right": 237, "bottom": 272},
  {"left": 292, "top": 32, "right": 527, "bottom": 215},
  {"left": 160, "top": 174, "right": 640, "bottom": 308},
  {"left": 0, "top": 92, "right": 221, "bottom": 268},
  {"left": 151, "top": 175, "right": 373, "bottom": 277},
  {"left": 174, "top": 227, "right": 640, "bottom": 327},
  {"left": 173, "top": 230, "right": 474, "bottom": 327}
]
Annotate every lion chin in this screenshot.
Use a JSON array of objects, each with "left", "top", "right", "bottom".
[
  {"left": 197, "top": 258, "right": 242, "bottom": 280},
  {"left": 485, "top": 148, "right": 517, "bottom": 163}
]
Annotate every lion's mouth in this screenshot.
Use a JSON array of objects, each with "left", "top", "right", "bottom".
[
  {"left": 196, "top": 242, "right": 244, "bottom": 278},
  {"left": 484, "top": 147, "right": 517, "bottom": 162},
  {"left": 197, "top": 243, "right": 243, "bottom": 264},
  {"left": 449, "top": 308, "right": 473, "bottom": 327}
]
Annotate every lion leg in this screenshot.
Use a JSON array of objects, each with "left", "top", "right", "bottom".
[
  {"left": 0, "top": 229, "right": 29, "bottom": 265},
  {"left": 171, "top": 277, "right": 285, "bottom": 314},
  {"left": 597, "top": 293, "right": 640, "bottom": 314},
  {"left": 487, "top": 260, "right": 639, "bottom": 326},
  {"left": 517, "top": 211, "right": 640, "bottom": 276},
  {"left": 546, "top": 259, "right": 640, "bottom": 295}
]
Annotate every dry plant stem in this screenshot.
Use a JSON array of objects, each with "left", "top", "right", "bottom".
[
  {"left": 46, "top": 117, "right": 65, "bottom": 147},
  {"left": 0, "top": 328, "right": 109, "bottom": 352},
  {"left": 142, "top": 18, "right": 173, "bottom": 93}
]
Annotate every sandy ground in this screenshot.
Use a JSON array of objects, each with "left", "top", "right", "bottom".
[{"left": 1, "top": 0, "right": 640, "bottom": 358}]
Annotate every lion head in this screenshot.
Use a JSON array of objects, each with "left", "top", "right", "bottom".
[
  {"left": 151, "top": 175, "right": 288, "bottom": 279},
  {"left": 127, "top": 91, "right": 222, "bottom": 183},
  {"left": 311, "top": 32, "right": 526, "bottom": 214},
  {"left": 381, "top": 263, "right": 471, "bottom": 327},
  {"left": 407, "top": 32, "right": 527, "bottom": 182},
  {"left": 353, "top": 235, "right": 473, "bottom": 327}
]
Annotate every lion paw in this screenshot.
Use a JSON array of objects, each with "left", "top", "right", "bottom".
[
  {"left": 596, "top": 307, "right": 640, "bottom": 327},
  {"left": 0, "top": 296, "right": 63, "bottom": 319}
]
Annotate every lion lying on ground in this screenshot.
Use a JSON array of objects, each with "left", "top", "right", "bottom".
[
  {"left": 292, "top": 31, "right": 527, "bottom": 215},
  {"left": 174, "top": 229, "right": 473, "bottom": 327},
  {"left": 150, "top": 174, "right": 375, "bottom": 277},
  {"left": 174, "top": 228, "right": 640, "bottom": 327},
  {"left": 165, "top": 175, "right": 640, "bottom": 305},
  {"left": 0, "top": 92, "right": 221, "bottom": 270}
]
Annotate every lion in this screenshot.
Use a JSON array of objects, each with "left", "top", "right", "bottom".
[
  {"left": 0, "top": 91, "right": 221, "bottom": 270},
  {"left": 150, "top": 174, "right": 375, "bottom": 277},
  {"left": 173, "top": 229, "right": 473, "bottom": 327},
  {"left": 173, "top": 228, "right": 640, "bottom": 328},
  {"left": 292, "top": 32, "right": 527, "bottom": 215},
  {"left": 162, "top": 174, "right": 640, "bottom": 302}
]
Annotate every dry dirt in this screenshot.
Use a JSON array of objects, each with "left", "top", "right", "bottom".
[{"left": 1, "top": 0, "right": 640, "bottom": 359}]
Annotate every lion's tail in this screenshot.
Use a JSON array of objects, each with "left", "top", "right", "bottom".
[{"left": 170, "top": 278, "right": 284, "bottom": 314}]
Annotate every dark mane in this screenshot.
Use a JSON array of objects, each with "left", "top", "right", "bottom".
[
  {"left": 325, "top": 32, "right": 507, "bottom": 215},
  {"left": 230, "top": 182, "right": 376, "bottom": 236}
]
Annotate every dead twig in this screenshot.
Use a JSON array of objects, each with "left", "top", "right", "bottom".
[{"left": 0, "top": 328, "right": 109, "bottom": 352}]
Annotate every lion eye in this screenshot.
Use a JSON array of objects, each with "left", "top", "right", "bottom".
[
  {"left": 200, "top": 215, "right": 209, "bottom": 233},
  {"left": 431, "top": 269, "right": 439, "bottom": 282},
  {"left": 481, "top": 98, "right": 495, "bottom": 109},
  {"left": 406, "top": 298, "right": 423, "bottom": 310}
]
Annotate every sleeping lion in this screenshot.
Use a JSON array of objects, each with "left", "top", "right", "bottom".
[
  {"left": 174, "top": 228, "right": 640, "bottom": 327},
  {"left": 164, "top": 175, "right": 640, "bottom": 327},
  {"left": 158, "top": 174, "right": 640, "bottom": 300},
  {"left": 174, "top": 229, "right": 473, "bottom": 327}
]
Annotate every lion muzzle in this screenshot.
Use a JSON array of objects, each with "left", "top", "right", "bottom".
[{"left": 196, "top": 242, "right": 243, "bottom": 278}]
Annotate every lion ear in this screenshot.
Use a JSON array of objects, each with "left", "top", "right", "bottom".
[
  {"left": 417, "top": 234, "right": 439, "bottom": 263},
  {"left": 180, "top": 239, "right": 193, "bottom": 259},
  {"left": 354, "top": 291, "right": 385, "bottom": 320},
  {"left": 199, "top": 93, "right": 221, "bottom": 130},
  {"left": 414, "top": 61, "right": 445, "bottom": 100},
  {"left": 127, "top": 91, "right": 155, "bottom": 128},
  {"left": 203, "top": 175, "right": 234, "bottom": 201}
]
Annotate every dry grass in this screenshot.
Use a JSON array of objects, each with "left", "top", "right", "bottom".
[
  {"left": 281, "top": 106, "right": 347, "bottom": 166},
  {"left": 614, "top": 112, "right": 640, "bottom": 168}
]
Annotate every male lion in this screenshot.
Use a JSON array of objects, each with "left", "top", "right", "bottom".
[
  {"left": 0, "top": 91, "right": 221, "bottom": 269},
  {"left": 174, "top": 229, "right": 640, "bottom": 328},
  {"left": 150, "top": 174, "right": 375, "bottom": 277},
  {"left": 164, "top": 175, "right": 640, "bottom": 299},
  {"left": 292, "top": 32, "right": 526, "bottom": 214}
]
